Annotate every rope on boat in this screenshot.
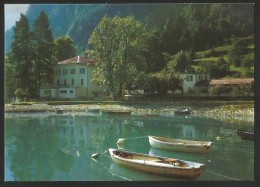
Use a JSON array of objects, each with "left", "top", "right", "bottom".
[
  {"left": 93, "top": 150, "right": 132, "bottom": 181},
  {"left": 205, "top": 170, "right": 240, "bottom": 181},
  {"left": 108, "top": 170, "right": 132, "bottom": 181}
]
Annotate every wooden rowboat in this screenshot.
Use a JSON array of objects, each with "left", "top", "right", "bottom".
[
  {"left": 237, "top": 129, "right": 254, "bottom": 141},
  {"left": 108, "top": 148, "right": 205, "bottom": 179},
  {"left": 149, "top": 136, "right": 212, "bottom": 154}
]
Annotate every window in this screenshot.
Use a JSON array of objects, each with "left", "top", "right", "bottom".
[
  {"left": 71, "top": 79, "right": 74, "bottom": 85},
  {"left": 60, "top": 90, "right": 67, "bottom": 94},
  {"left": 70, "top": 69, "right": 75, "bottom": 74},
  {"left": 205, "top": 75, "right": 208, "bottom": 80},
  {"left": 199, "top": 75, "right": 203, "bottom": 80},
  {"left": 80, "top": 68, "right": 85, "bottom": 74},
  {"left": 64, "top": 79, "right": 66, "bottom": 85},
  {"left": 81, "top": 79, "right": 84, "bottom": 85},
  {"left": 57, "top": 79, "right": 60, "bottom": 85},
  {"left": 63, "top": 69, "right": 68, "bottom": 75},
  {"left": 186, "top": 75, "right": 193, "bottom": 81},
  {"left": 70, "top": 90, "right": 74, "bottom": 94}
]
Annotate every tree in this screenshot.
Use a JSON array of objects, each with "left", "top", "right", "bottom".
[
  {"left": 89, "top": 15, "right": 145, "bottom": 97},
  {"left": 197, "top": 57, "right": 229, "bottom": 79},
  {"left": 242, "top": 56, "right": 254, "bottom": 77},
  {"left": 215, "top": 56, "right": 230, "bottom": 76},
  {"left": 228, "top": 38, "right": 249, "bottom": 66},
  {"left": 10, "top": 14, "right": 35, "bottom": 97},
  {"left": 54, "top": 35, "right": 76, "bottom": 62},
  {"left": 143, "top": 31, "right": 166, "bottom": 73},
  {"left": 168, "top": 51, "right": 191, "bottom": 73},
  {"left": 33, "top": 11, "right": 54, "bottom": 91}
]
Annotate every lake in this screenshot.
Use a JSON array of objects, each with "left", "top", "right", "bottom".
[{"left": 4, "top": 112, "right": 254, "bottom": 181}]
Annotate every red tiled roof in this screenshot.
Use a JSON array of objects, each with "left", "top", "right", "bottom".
[
  {"left": 57, "top": 56, "right": 96, "bottom": 65},
  {"left": 210, "top": 78, "right": 254, "bottom": 85}
]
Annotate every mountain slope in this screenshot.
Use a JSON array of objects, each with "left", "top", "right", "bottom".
[{"left": 5, "top": 3, "right": 254, "bottom": 55}]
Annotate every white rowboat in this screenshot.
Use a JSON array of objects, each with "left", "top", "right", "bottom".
[{"left": 149, "top": 136, "right": 212, "bottom": 153}]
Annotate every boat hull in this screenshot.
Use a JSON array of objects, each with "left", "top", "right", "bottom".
[
  {"left": 149, "top": 136, "right": 212, "bottom": 154},
  {"left": 109, "top": 148, "right": 205, "bottom": 179},
  {"left": 237, "top": 130, "right": 254, "bottom": 141}
]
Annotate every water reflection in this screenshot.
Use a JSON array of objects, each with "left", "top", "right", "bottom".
[{"left": 5, "top": 114, "right": 254, "bottom": 181}]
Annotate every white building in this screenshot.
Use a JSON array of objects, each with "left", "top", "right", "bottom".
[
  {"left": 180, "top": 72, "right": 210, "bottom": 93},
  {"left": 39, "top": 55, "right": 105, "bottom": 100}
]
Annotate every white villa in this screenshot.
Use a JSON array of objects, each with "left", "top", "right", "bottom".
[
  {"left": 179, "top": 72, "right": 210, "bottom": 93},
  {"left": 39, "top": 55, "right": 105, "bottom": 100}
]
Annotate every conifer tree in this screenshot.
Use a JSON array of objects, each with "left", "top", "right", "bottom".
[
  {"left": 33, "top": 11, "right": 54, "bottom": 89},
  {"left": 10, "top": 13, "right": 34, "bottom": 98}
]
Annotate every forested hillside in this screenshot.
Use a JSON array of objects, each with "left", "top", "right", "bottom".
[{"left": 5, "top": 3, "right": 254, "bottom": 54}]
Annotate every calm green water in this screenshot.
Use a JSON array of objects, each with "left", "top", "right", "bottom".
[{"left": 5, "top": 112, "right": 254, "bottom": 181}]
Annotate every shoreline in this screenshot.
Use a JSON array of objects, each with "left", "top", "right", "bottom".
[{"left": 4, "top": 101, "right": 254, "bottom": 122}]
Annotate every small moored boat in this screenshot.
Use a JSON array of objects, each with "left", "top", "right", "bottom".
[
  {"left": 108, "top": 148, "right": 206, "bottom": 179},
  {"left": 56, "top": 108, "right": 64, "bottom": 114},
  {"left": 174, "top": 108, "right": 192, "bottom": 115},
  {"left": 237, "top": 129, "right": 254, "bottom": 141},
  {"left": 149, "top": 136, "right": 212, "bottom": 154}
]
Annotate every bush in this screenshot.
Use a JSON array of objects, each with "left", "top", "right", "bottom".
[
  {"left": 228, "top": 38, "right": 249, "bottom": 66},
  {"left": 14, "top": 89, "right": 28, "bottom": 101},
  {"left": 231, "top": 85, "right": 253, "bottom": 96},
  {"left": 209, "top": 85, "right": 220, "bottom": 95}
]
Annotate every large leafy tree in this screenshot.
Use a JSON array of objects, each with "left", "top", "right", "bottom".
[
  {"left": 33, "top": 11, "right": 54, "bottom": 89},
  {"left": 54, "top": 36, "right": 76, "bottom": 62},
  {"left": 10, "top": 13, "right": 34, "bottom": 98},
  {"left": 89, "top": 15, "right": 145, "bottom": 97}
]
